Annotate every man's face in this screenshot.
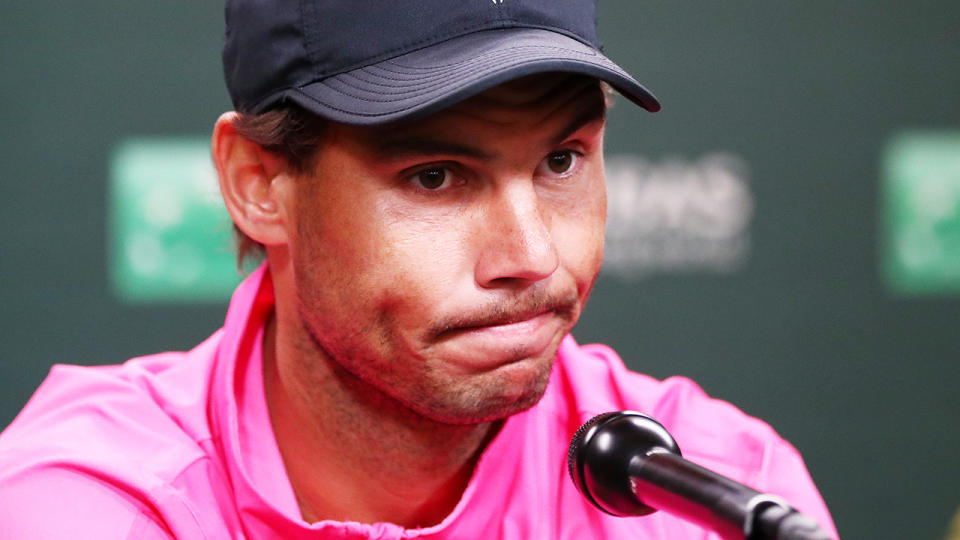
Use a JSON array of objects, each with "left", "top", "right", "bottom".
[{"left": 288, "top": 74, "right": 607, "bottom": 424}]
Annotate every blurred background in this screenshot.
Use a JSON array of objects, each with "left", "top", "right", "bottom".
[{"left": 2, "top": 2, "right": 959, "bottom": 538}]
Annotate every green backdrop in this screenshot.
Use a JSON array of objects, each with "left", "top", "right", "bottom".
[{"left": 3, "top": 2, "right": 959, "bottom": 538}]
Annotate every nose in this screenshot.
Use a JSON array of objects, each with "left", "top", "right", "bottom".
[{"left": 474, "top": 181, "right": 560, "bottom": 288}]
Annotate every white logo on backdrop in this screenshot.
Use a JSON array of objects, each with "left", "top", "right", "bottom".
[{"left": 603, "top": 153, "right": 754, "bottom": 278}]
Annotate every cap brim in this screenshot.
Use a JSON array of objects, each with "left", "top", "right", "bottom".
[{"left": 274, "top": 27, "right": 659, "bottom": 125}]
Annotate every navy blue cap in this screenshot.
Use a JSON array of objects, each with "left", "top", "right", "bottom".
[{"left": 223, "top": 0, "right": 660, "bottom": 125}]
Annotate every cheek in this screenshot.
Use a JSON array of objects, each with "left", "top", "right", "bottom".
[
  {"left": 295, "top": 174, "right": 475, "bottom": 324},
  {"left": 552, "top": 194, "right": 606, "bottom": 284},
  {"left": 378, "top": 209, "right": 476, "bottom": 304},
  {"left": 291, "top": 184, "right": 394, "bottom": 324},
  {"left": 330, "top": 209, "right": 475, "bottom": 315},
  {"left": 553, "top": 169, "right": 607, "bottom": 260}
]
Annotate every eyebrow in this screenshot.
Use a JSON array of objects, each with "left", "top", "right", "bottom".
[
  {"left": 550, "top": 98, "right": 607, "bottom": 147},
  {"left": 370, "top": 97, "right": 607, "bottom": 161}
]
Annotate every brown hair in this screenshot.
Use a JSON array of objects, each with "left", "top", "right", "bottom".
[{"left": 229, "top": 106, "right": 328, "bottom": 268}]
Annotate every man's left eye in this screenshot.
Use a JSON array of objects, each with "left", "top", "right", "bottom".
[{"left": 542, "top": 150, "right": 579, "bottom": 175}]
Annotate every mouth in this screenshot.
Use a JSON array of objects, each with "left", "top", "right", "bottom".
[
  {"left": 427, "top": 299, "right": 577, "bottom": 370},
  {"left": 450, "top": 307, "right": 558, "bottom": 334},
  {"left": 444, "top": 310, "right": 557, "bottom": 347},
  {"left": 432, "top": 294, "right": 577, "bottom": 338}
]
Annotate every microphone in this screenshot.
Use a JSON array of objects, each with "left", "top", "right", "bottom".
[{"left": 567, "top": 411, "right": 832, "bottom": 540}]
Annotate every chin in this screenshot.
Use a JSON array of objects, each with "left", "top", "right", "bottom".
[{"left": 410, "top": 355, "right": 555, "bottom": 425}]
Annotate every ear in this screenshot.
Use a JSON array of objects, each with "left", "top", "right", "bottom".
[{"left": 212, "top": 112, "right": 294, "bottom": 247}]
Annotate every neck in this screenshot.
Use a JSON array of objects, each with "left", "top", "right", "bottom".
[{"left": 263, "top": 284, "right": 498, "bottom": 528}]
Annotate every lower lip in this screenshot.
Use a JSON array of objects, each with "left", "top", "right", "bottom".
[{"left": 440, "top": 312, "right": 561, "bottom": 370}]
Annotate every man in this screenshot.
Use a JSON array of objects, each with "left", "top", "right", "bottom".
[{"left": 0, "top": 1, "right": 837, "bottom": 538}]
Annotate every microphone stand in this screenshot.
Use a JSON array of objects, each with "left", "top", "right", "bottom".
[{"left": 630, "top": 449, "right": 830, "bottom": 540}]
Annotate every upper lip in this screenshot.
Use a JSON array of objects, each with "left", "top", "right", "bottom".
[
  {"left": 428, "top": 294, "right": 577, "bottom": 340},
  {"left": 435, "top": 303, "right": 574, "bottom": 340},
  {"left": 459, "top": 307, "right": 552, "bottom": 330}
]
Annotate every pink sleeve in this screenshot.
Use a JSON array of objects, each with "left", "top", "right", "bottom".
[{"left": 0, "top": 467, "right": 175, "bottom": 540}]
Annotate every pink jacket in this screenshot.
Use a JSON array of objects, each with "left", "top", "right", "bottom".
[{"left": 0, "top": 266, "right": 836, "bottom": 539}]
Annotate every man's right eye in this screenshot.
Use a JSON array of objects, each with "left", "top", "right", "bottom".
[{"left": 411, "top": 167, "right": 449, "bottom": 190}]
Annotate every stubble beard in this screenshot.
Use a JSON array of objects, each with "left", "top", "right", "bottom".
[{"left": 294, "top": 298, "right": 567, "bottom": 426}]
